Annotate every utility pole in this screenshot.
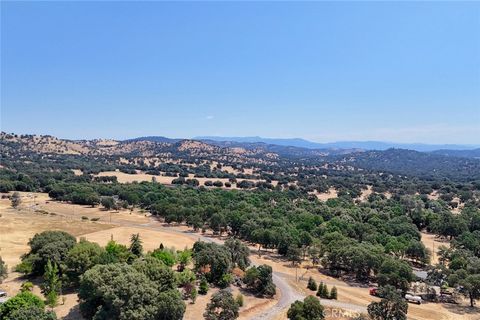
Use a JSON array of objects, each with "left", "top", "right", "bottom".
[{"left": 433, "top": 241, "right": 435, "bottom": 263}]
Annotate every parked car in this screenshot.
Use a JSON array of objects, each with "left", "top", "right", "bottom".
[{"left": 369, "top": 288, "right": 379, "bottom": 297}]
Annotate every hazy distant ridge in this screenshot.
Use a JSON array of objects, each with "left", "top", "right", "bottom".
[
  {"left": 123, "top": 136, "right": 182, "bottom": 143},
  {"left": 431, "top": 148, "right": 480, "bottom": 159},
  {"left": 195, "top": 136, "right": 480, "bottom": 152}
]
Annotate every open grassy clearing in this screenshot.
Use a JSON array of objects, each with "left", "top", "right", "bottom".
[
  {"left": 94, "top": 170, "right": 278, "bottom": 188},
  {"left": 81, "top": 226, "right": 195, "bottom": 252},
  {"left": 309, "top": 187, "right": 339, "bottom": 201},
  {"left": 0, "top": 196, "right": 114, "bottom": 268},
  {"left": 182, "top": 285, "right": 278, "bottom": 320},
  {"left": 357, "top": 185, "right": 373, "bottom": 202},
  {"left": 420, "top": 232, "right": 451, "bottom": 265}
]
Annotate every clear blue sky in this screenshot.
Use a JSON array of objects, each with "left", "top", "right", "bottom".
[{"left": 1, "top": 1, "right": 479, "bottom": 143}]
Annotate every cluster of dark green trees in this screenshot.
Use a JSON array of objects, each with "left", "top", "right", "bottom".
[
  {"left": 9, "top": 229, "right": 277, "bottom": 320},
  {"left": 8, "top": 181, "right": 469, "bottom": 279},
  {"left": 0, "top": 291, "right": 57, "bottom": 320},
  {"left": 425, "top": 207, "right": 480, "bottom": 307},
  {"left": 307, "top": 277, "right": 337, "bottom": 300},
  {"left": 37, "top": 179, "right": 480, "bottom": 308},
  {"left": 192, "top": 240, "right": 276, "bottom": 298},
  {"left": 203, "top": 289, "right": 240, "bottom": 320},
  {"left": 287, "top": 296, "right": 325, "bottom": 320},
  {"left": 12, "top": 231, "right": 187, "bottom": 319}
]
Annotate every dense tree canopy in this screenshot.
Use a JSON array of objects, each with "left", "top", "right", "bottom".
[
  {"left": 224, "top": 238, "right": 250, "bottom": 270},
  {"left": 287, "top": 296, "right": 325, "bottom": 320},
  {"left": 0, "top": 291, "right": 54, "bottom": 320},
  {"left": 203, "top": 289, "right": 239, "bottom": 320},
  {"left": 20, "top": 231, "right": 76, "bottom": 276},
  {"left": 243, "top": 264, "right": 276, "bottom": 297},
  {"left": 193, "top": 241, "right": 232, "bottom": 285},
  {"left": 78, "top": 263, "right": 185, "bottom": 320},
  {"left": 66, "top": 239, "right": 105, "bottom": 284}
]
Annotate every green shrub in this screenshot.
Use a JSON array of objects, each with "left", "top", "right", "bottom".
[
  {"left": 307, "top": 277, "right": 317, "bottom": 291},
  {"left": 330, "top": 286, "right": 338, "bottom": 300},
  {"left": 151, "top": 249, "right": 176, "bottom": 267},
  {"left": 0, "top": 291, "right": 45, "bottom": 320},
  {"left": 20, "top": 282, "right": 34, "bottom": 292},
  {"left": 316, "top": 282, "right": 329, "bottom": 298},
  {"left": 199, "top": 277, "right": 209, "bottom": 295},
  {"left": 218, "top": 273, "right": 233, "bottom": 288},
  {"left": 175, "top": 269, "right": 196, "bottom": 287},
  {"left": 235, "top": 294, "right": 244, "bottom": 307},
  {"left": 15, "top": 260, "right": 33, "bottom": 275}
]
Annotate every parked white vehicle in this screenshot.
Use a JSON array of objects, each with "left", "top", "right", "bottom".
[
  {"left": 405, "top": 294, "right": 422, "bottom": 304},
  {"left": 0, "top": 290, "right": 8, "bottom": 304}
]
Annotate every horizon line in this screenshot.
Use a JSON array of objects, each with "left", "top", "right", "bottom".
[{"left": 2, "top": 131, "right": 479, "bottom": 148}]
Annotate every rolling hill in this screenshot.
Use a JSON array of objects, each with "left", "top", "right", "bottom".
[{"left": 195, "top": 136, "right": 479, "bottom": 152}]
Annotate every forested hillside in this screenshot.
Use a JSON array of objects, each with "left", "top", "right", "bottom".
[
  {"left": 431, "top": 148, "right": 480, "bottom": 159},
  {"left": 332, "top": 149, "right": 480, "bottom": 181}
]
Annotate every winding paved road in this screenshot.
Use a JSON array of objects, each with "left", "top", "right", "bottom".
[{"left": 254, "top": 271, "right": 304, "bottom": 319}]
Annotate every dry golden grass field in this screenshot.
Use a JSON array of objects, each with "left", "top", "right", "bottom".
[
  {"left": 94, "top": 170, "right": 278, "bottom": 189},
  {"left": 309, "top": 187, "right": 339, "bottom": 201}
]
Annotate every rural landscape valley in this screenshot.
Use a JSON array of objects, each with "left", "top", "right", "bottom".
[
  {"left": 2, "top": 1, "right": 479, "bottom": 319},
  {"left": 0, "top": 133, "right": 479, "bottom": 320}
]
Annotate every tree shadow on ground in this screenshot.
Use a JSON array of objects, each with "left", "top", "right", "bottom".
[
  {"left": 62, "top": 304, "right": 82, "bottom": 320},
  {"left": 443, "top": 303, "right": 479, "bottom": 316}
]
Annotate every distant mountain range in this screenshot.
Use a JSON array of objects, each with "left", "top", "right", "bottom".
[
  {"left": 124, "top": 136, "right": 181, "bottom": 144},
  {"left": 118, "top": 135, "right": 480, "bottom": 159},
  {"left": 431, "top": 148, "right": 480, "bottom": 159},
  {"left": 195, "top": 136, "right": 480, "bottom": 153}
]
